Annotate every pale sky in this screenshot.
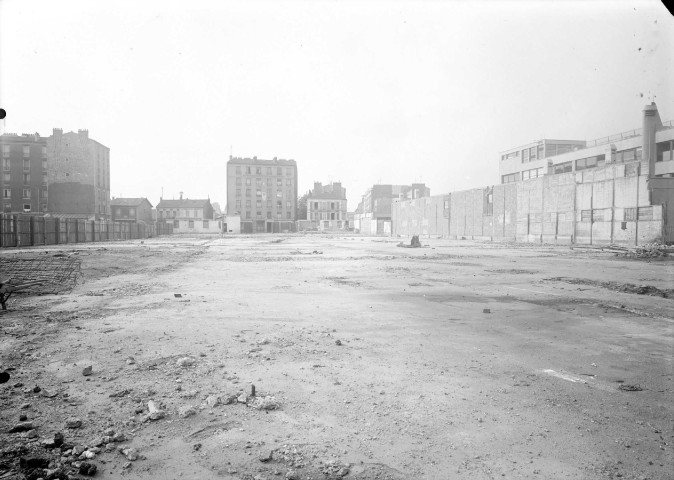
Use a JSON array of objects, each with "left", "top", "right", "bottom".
[{"left": 1, "top": 0, "right": 672, "bottom": 209}]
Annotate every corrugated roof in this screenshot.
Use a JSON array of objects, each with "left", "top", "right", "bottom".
[
  {"left": 156, "top": 199, "right": 211, "bottom": 208},
  {"left": 111, "top": 198, "right": 152, "bottom": 207}
]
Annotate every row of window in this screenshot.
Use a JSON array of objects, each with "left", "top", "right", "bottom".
[
  {"left": 235, "top": 188, "right": 293, "bottom": 198},
  {"left": 1, "top": 145, "right": 47, "bottom": 158},
  {"left": 2, "top": 158, "right": 48, "bottom": 171},
  {"left": 501, "top": 143, "right": 582, "bottom": 163},
  {"left": 310, "top": 201, "right": 344, "bottom": 211},
  {"left": 574, "top": 154, "right": 606, "bottom": 171},
  {"left": 502, "top": 173, "right": 519, "bottom": 184},
  {"left": 1, "top": 173, "right": 48, "bottom": 185},
  {"left": 236, "top": 177, "right": 293, "bottom": 187},
  {"left": 243, "top": 211, "right": 293, "bottom": 219},
  {"left": 310, "top": 212, "right": 342, "bottom": 221},
  {"left": 0, "top": 203, "right": 47, "bottom": 213},
  {"left": 158, "top": 209, "right": 203, "bottom": 219},
  {"left": 522, "top": 167, "right": 545, "bottom": 180},
  {"left": 235, "top": 199, "right": 292, "bottom": 209},
  {"left": 234, "top": 166, "right": 294, "bottom": 176},
  {"left": 171, "top": 220, "right": 220, "bottom": 229},
  {"left": 580, "top": 207, "right": 653, "bottom": 222},
  {"left": 2, "top": 188, "right": 48, "bottom": 199}
]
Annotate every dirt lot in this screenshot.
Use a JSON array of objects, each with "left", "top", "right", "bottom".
[{"left": 1, "top": 235, "right": 673, "bottom": 480}]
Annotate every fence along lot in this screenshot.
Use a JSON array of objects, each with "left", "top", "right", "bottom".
[{"left": 0, "top": 214, "right": 172, "bottom": 248}]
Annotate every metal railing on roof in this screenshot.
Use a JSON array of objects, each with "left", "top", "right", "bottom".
[
  {"left": 584, "top": 120, "right": 673, "bottom": 147},
  {"left": 585, "top": 128, "right": 643, "bottom": 147}
]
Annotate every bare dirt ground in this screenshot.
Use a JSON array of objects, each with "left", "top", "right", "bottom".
[{"left": 1, "top": 235, "right": 673, "bottom": 480}]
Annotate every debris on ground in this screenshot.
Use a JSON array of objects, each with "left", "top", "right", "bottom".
[
  {"left": 618, "top": 384, "right": 643, "bottom": 392},
  {"left": 546, "top": 277, "right": 673, "bottom": 298},
  {"left": 250, "top": 396, "right": 281, "bottom": 410},
  {"left": 397, "top": 235, "right": 422, "bottom": 248}
]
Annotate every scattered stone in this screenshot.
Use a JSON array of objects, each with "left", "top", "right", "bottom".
[
  {"left": 483, "top": 308, "right": 491, "bottom": 314},
  {"left": 322, "top": 460, "right": 350, "bottom": 477},
  {"left": 251, "top": 396, "right": 281, "bottom": 411},
  {"left": 122, "top": 447, "right": 139, "bottom": 461},
  {"left": 82, "top": 366, "right": 93, "bottom": 376},
  {"left": 8, "top": 421, "right": 34, "bottom": 433},
  {"left": 179, "top": 405, "right": 197, "bottom": 418},
  {"left": 193, "top": 443, "right": 202, "bottom": 451},
  {"left": 205, "top": 395, "right": 220, "bottom": 407},
  {"left": 259, "top": 449, "right": 274, "bottom": 462},
  {"left": 176, "top": 357, "right": 195, "bottom": 368},
  {"left": 109, "top": 389, "right": 132, "bottom": 398},
  {"left": 246, "top": 384, "right": 256, "bottom": 397},
  {"left": 126, "top": 357, "right": 136, "bottom": 365},
  {"left": 112, "top": 432, "right": 127, "bottom": 442},
  {"left": 33, "top": 385, "right": 41, "bottom": 393},
  {"left": 41, "top": 389, "right": 58, "bottom": 398},
  {"left": 19, "top": 414, "right": 27, "bottom": 421},
  {"left": 123, "top": 461, "right": 132, "bottom": 469},
  {"left": 220, "top": 393, "right": 239, "bottom": 405},
  {"left": 257, "top": 338, "right": 270, "bottom": 345},
  {"left": 79, "top": 461, "right": 97, "bottom": 476},
  {"left": 65, "top": 417, "right": 82, "bottom": 429},
  {"left": 72, "top": 446, "right": 86, "bottom": 456},
  {"left": 83, "top": 450, "right": 96, "bottom": 459},
  {"left": 335, "top": 339, "right": 342, "bottom": 346},
  {"left": 147, "top": 401, "right": 165, "bottom": 420},
  {"left": 19, "top": 455, "right": 50, "bottom": 469},
  {"left": 618, "top": 384, "right": 643, "bottom": 392},
  {"left": 21, "top": 403, "right": 30, "bottom": 409}
]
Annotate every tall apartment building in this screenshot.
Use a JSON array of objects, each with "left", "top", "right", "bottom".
[
  {"left": 0, "top": 133, "right": 49, "bottom": 214},
  {"left": 307, "top": 181, "right": 348, "bottom": 230},
  {"left": 47, "top": 128, "right": 111, "bottom": 220},
  {"left": 499, "top": 103, "right": 674, "bottom": 184},
  {"left": 226, "top": 156, "right": 298, "bottom": 233}
]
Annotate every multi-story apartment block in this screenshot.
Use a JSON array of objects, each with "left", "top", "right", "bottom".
[
  {"left": 0, "top": 133, "right": 49, "bottom": 214},
  {"left": 47, "top": 128, "right": 111, "bottom": 220},
  {"left": 307, "top": 181, "right": 348, "bottom": 230},
  {"left": 499, "top": 103, "right": 674, "bottom": 184},
  {"left": 226, "top": 156, "right": 298, "bottom": 233}
]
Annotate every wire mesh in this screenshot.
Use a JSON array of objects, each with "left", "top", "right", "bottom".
[{"left": 0, "top": 255, "right": 82, "bottom": 294}]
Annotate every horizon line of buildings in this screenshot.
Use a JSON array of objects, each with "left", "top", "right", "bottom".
[{"left": 4, "top": 102, "right": 672, "bottom": 243}]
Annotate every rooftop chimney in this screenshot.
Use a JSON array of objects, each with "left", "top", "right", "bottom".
[{"left": 643, "top": 102, "right": 663, "bottom": 179}]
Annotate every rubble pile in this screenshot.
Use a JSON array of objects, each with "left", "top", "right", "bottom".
[{"left": 622, "top": 243, "right": 669, "bottom": 258}]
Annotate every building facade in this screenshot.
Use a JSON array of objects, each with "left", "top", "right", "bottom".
[
  {"left": 499, "top": 103, "right": 674, "bottom": 184},
  {"left": 393, "top": 103, "right": 674, "bottom": 245},
  {"left": 306, "top": 181, "right": 348, "bottom": 230},
  {"left": 111, "top": 198, "right": 153, "bottom": 223},
  {"left": 156, "top": 196, "right": 216, "bottom": 233},
  {"left": 0, "top": 133, "right": 49, "bottom": 214},
  {"left": 47, "top": 129, "right": 111, "bottom": 220},
  {"left": 226, "top": 156, "right": 298, "bottom": 233},
  {"left": 355, "top": 183, "right": 430, "bottom": 235}
]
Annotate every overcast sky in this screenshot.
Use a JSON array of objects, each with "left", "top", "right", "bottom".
[{"left": 1, "top": 0, "right": 672, "bottom": 209}]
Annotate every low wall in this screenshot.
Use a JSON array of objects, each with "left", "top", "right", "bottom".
[{"left": 391, "top": 161, "right": 669, "bottom": 245}]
